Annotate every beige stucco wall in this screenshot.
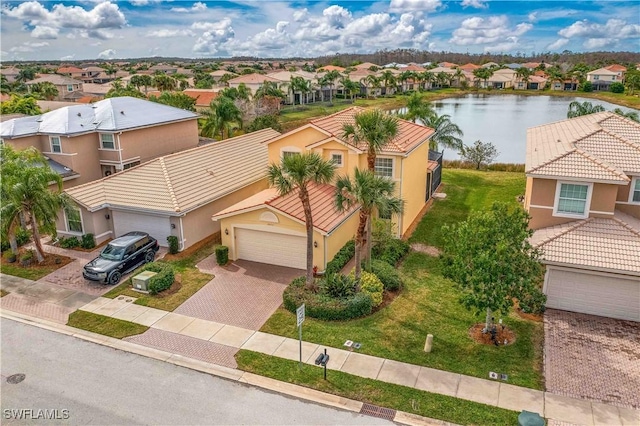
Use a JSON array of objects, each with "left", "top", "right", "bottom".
[
  {"left": 399, "top": 143, "right": 429, "bottom": 235},
  {"left": 266, "top": 127, "right": 327, "bottom": 164},
  {"left": 118, "top": 120, "right": 199, "bottom": 164},
  {"left": 56, "top": 206, "right": 113, "bottom": 244},
  {"left": 524, "top": 177, "right": 533, "bottom": 210},
  {"left": 590, "top": 183, "right": 618, "bottom": 216},
  {"left": 528, "top": 178, "right": 556, "bottom": 207},
  {"left": 324, "top": 211, "right": 360, "bottom": 269}
]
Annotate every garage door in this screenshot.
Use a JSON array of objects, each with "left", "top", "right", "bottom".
[
  {"left": 112, "top": 211, "right": 172, "bottom": 247},
  {"left": 235, "top": 228, "right": 305, "bottom": 270},
  {"left": 546, "top": 268, "right": 640, "bottom": 321}
]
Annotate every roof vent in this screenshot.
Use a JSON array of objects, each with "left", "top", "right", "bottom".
[
  {"left": 120, "top": 111, "right": 125, "bottom": 115},
  {"left": 77, "top": 112, "right": 81, "bottom": 117}
]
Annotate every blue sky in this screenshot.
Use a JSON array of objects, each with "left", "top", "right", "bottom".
[{"left": 1, "top": 1, "right": 639, "bottom": 61}]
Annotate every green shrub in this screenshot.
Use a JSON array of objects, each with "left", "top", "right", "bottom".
[
  {"left": 325, "top": 240, "right": 355, "bottom": 275},
  {"left": 519, "top": 289, "right": 547, "bottom": 315},
  {"left": 283, "top": 276, "right": 373, "bottom": 321},
  {"left": 16, "top": 228, "right": 30, "bottom": 247},
  {"left": 373, "top": 238, "right": 410, "bottom": 266},
  {"left": 3, "top": 250, "right": 17, "bottom": 262},
  {"left": 351, "top": 271, "right": 384, "bottom": 306},
  {"left": 370, "top": 259, "right": 402, "bottom": 291},
  {"left": 321, "top": 273, "right": 356, "bottom": 298},
  {"left": 0, "top": 240, "right": 8, "bottom": 253},
  {"left": 610, "top": 82, "right": 625, "bottom": 93},
  {"left": 167, "top": 236, "right": 179, "bottom": 254},
  {"left": 20, "top": 249, "right": 35, "bottom": 265},
  {"left": 81, "top": 233, "right": 96, "bottom": 249},
  {"left": 59, "top": 236, "right": 80, "bottom": 249},
  {"left": 215, "top": 246, "right": 229, "bottom": 265},
  {"left": 140, "top": 262, "right": 175, "bottom": 295},
  {"left": 579, "top": 81, "right": 593, "bottom": 92}
]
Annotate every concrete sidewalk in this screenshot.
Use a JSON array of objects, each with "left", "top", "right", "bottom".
[{"left": 77, "top": 296, "right": 639, "bottom": 426}]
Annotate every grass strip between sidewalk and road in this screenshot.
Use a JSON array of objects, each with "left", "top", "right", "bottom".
[
  {"left": 67, "top": 310, "right": 148, "bottom": 339},
  {"left": 236, "top": 350, "right": 519, "bottom": 425}
]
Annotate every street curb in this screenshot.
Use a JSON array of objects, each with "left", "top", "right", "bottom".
[{"left": 1, "top": 309, "right": 453, "bottom": 426}]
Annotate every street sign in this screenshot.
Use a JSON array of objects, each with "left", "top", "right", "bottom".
[{"left": 296, "top": 304, "right": 305, "bottom": 327}]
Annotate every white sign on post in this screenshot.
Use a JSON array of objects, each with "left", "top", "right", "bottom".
[{"left": 296, "top": 304, "right": 305, "bottom": 327}]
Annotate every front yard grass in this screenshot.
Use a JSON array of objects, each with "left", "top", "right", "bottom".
[
  {"left": 0, "top": 253, "right": 75, "bottom": 281},
  {"left": 236, "top": 350, "right": 519, "bottom": 425},
  {"left": 67, "top": 310, "right": 148, "bottom": 339},
  {"left": 261, "top": 169, "right": 544, "bottom": 389}
]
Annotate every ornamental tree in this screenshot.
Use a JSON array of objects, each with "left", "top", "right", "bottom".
[
  {"left": 441, "top": 203, "right": 544, "bottom": 331},
  {"left": 459, "top": 140, "right": 498, "bottom": 170}
]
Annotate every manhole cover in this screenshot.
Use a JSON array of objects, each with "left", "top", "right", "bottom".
[
  {"left": 360, "top": 403, "right": 396, "bottom": 420},
  {"left": 6, "top": 374, "right": 25, "bottom": 384}
]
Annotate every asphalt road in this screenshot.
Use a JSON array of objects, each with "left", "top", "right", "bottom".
[{"left": 1, "top": 318, "right": 393, "bottom": 425}]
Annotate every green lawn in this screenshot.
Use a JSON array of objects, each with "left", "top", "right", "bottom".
[
  {"left": 0, "top": 254, "right": 74, "bottom": 281},
  {"left": 261, "top": 169, "right": 544, "bottom": 389},
  {"left": 236, "top": 350, "right": 519, "bottom": 425},
  {"left": 67, "top": 310, "right": 148, "bottom": 339}
]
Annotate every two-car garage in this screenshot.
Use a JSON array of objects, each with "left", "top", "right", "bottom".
[{"left": 544, "top": 267, "right": 640, "bottom": 322}]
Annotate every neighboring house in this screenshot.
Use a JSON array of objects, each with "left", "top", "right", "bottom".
[
  {"left": 227, "top": 73, "right": 282, "bottom": 96},
  {"left": 62, "top": 129, "right": 280, "bottom": 250},
  {"left": 56, "top": 66, "right": 84, "bottom": 79},
  {"left": 515, "top": 75, "right": 548, "bottom": 90},
  {"left": 213, "top": 107, "right": 437, "bottom": 270},
  {"left": 25, "top": 74, "right": 83, "bottom": 101},
  {"left": 0, "top": 97, "right": 199, "bottom": 188},
  {"left": 150, "top": 64, "right": 178, "bottom": 75},
  {"left": 586, "top": 66, "right": 626, "bottom": 91},
  {"left": 1, "top": 66, "right": 20, "bottom": 83},
  {"left": 524, "top": 112, "right": 640, "bottom": 321},
  {"left": 210, "top": 69, "right": 237, "bottom": 82},
  {"left": 182, "top": 89, "right": 219, "bottom": 110}
]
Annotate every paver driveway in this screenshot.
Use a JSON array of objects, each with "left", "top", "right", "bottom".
[
  {"left": 176, "top": 258, "right": 302, "bottom": 330},
  {"left": 544, "top": 309, "right": 640, "bottom": 409}
]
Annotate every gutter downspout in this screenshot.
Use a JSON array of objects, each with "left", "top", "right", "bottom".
[
  {"left": 398, "top": 156, "right": 404, "bottom": 238},
  {"left": 179, "top": 216, "right": 185, "bottom": 251},
  {"left": 116, "top": 132, "right": 123, "bottom": 170}
]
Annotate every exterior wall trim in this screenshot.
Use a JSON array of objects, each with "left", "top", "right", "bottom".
[
  {"left": 525, "top": 173, "right": 628, "bottom": 185},
  {"left": 542, "top": 261, "right": 640, "bottom": 278},
  {"left": 552, "top": 180, "right": 593, "bottom": 220}
]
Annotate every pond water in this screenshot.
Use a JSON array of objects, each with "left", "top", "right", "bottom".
[{"left": 400, "top": 94, "right": 638, "bottom": 164}]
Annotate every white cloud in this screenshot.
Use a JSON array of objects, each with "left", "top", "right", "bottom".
[
  {"left": 146, "top": 29, "right": 196, "bottom": 38},
  {"left": 171, "top": 2, "right": 207, "bottom": 13},
  {"left": 461, "top": 0, "right": 488, "bottom": 9},
  {"left": 547, "top": 38, "right": 569, "bottom": 50},
  {"left": 10, "top": 41, "right": 50, "bottom": 52},
  {"left": 31, "top": 26, "right": 58, "bottom": 39},
  {"left": 484, "top": 37, "right": 519, "bottom": 53},
  {"left": 97, "top": 48, "right": 116, "bottom": 59},
  {"left": 191, "top": 18, "right": 235, "bottom": 55},
  {"left": 60, "top": 54, "right": 75, "bottom": 60},
  {"left": 450, "top": 15, "right": 532, "bottom": 45},
  {"left": 556, "top": 18, "right": 640, "bottom": 50},
  {"left": 584, "top": 38, "right": 615, "bottom": 49},
  {"left": 389, "top": 0, "right": 441, "bottom": 13}
]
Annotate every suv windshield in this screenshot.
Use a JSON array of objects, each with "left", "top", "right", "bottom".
[{"left": 100, "top": 244, "right": 125, "bottom": 261}]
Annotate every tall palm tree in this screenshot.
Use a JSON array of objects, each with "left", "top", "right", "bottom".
[
  {"left": 567, "top": 101, "right": 605, "bottom": 118},
  {"left": 320, "top": 70, "right": 341, "bottom": 104},
  {"left": 33, "top": 82, "right": 59, "bottom": 100},
  {"left": 362, "top": 75, "right": 381, "bottom": 98},
  {"left": 130, "top": 74, "right": 153, "bottom": 94},
  {"left": 422, "top": 113, "right": 464, "bottom": 152},
  {"left": 379, "top": 70, "right": 396, "bottom": 95},
  {"left": 403, "top": 92, "right": 435, "bottom": 123},
  {"left": 153, "top": 74, "right": 177, "bottom": 91},
  {"left": 335, "top": 168, "right": 403, "bottom": 280},
  {"left": 342, "top": 109, "right": 399, "bottom": 171},
  {"left": 268, "top": 153, "right": 336, "bottom": 287},
  {"left": 516, "top": 67, "right": 532, "bottom": 89},
  {"left": 340, "top": 76, "right": 359, "bottom": 102},
  {"left": 453, "top": 68, "right": 464, "bottom": 88},
  {"left": 201, "top": 97, "right": 243, "bottom": 140},
  {"left": 473, "top": 68, "right": 493, "bottom": 88},
  {"left": 0, "top": 145, "right": 72, "bottom": 263}
]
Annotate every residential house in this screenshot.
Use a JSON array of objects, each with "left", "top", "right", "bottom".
[
  {"left": 25, "top": 74, "right": 83, "bottom": 101},
  {"left": 458, "top": 63, "right": 480, "bottom": 72},
  {"left": 524, "top": 112, "right": 640, "bottom": 321},
  {"left": 213, "top": 107, "right": 437, "bottom": 271},
  {"left": 354, "top": 62, "right": 379, "bottom": 70},
  {"left": 1, "top": 66, "right": 20, "bottom": 83},
  {"left": 587, "top": 65, "right": 626, "bottom": 91},
  {"left": 268, "top": 70, "right": 318, "bottom": 104},
  {"left": 227, "top": 73, "right": 282, "bottom": 96},
  {"left": 515, "top": 75, "right": 548, "bottom": 90},
  {"left": 318, "top": 65, "right": 346, "bottom": 72},
  {"left": 56, "top": 66, "right": 84, "bottom": 79},
  {"left": 210, "top": 69, "right": 237, "bottom": 82},
  {"left": 182, "top": 89, "right": 219, "bottom": 110},
  {"left": 0, "top": 97, "right": 199, "bottom": 188},
  {"left": 149, "top": 64, "right": 178, "bottom": 75},
  {"left": 63, "top": 129, "right": 280, "bottom": 249}
]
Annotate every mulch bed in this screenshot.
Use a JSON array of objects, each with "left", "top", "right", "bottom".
[
  {"left": 1, "top": 252, "right": 74, "bottom": 269},
  {"left": 469, "top": 323, "right": 516, "bottom": 346},
  {"left": 162, "top": 233, "right": 220, "bottom": 262}
]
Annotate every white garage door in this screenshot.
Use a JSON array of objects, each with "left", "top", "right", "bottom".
[
  {"left": 546, "top": 268, "right": 640, "bottom": 321},
  {"left": 235, "top": 228, "right": 306, "bottom": 270},
  {"left": 112, "top": 211, "right": 172, "bottom": 247}
]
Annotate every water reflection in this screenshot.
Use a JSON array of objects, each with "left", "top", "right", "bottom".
[{"left": 396, "top": 94, "right": 638, "bottom": 164}]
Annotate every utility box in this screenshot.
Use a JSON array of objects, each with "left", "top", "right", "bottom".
[{"left": 132, "top": 271, "right": 157, "bottom": 293}]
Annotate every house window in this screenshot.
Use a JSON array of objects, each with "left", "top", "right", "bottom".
[
  {"left": 374, "top": 158, "right": 393, "bottom": 178},
  {"left": 331, "top": 153, "right": 343, "bottom": 166},
  {"left": 593, "top": 76, "right": 599, "bottom": 80},
  {"left": 123, "top": 161, "right": 140, "bottom": 170},
  {"left": 100, "top": 133, "right": 115, "bottom": 150},
  {"left": 67, "top": 84, "right": 74, "bottom": 92},
  {"left": 65, "top": 206, "right": 83, "bottom": 233},
  {"left": 631, "top": 178, "right": 640, "bottom": 203},
  {"left": 556, "top": 183, "right": 589, "bottom": 216},
  {"left": 50, "top": 136, "right": 61, "bottom": 153}
]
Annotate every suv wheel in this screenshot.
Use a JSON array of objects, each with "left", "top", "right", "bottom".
[
  {"left": 144, "top": 251, "right": 155, "bottom": 264},
  {"left": 108, "top": 271, "right": 122, "bottom": 285}
]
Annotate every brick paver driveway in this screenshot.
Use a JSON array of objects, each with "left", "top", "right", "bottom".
[
  {"left": 176, "top": 258, "right": 302, "bottom": 330},
  {"left": 544, "top": 309, "right": 640, "bottom": 409}
]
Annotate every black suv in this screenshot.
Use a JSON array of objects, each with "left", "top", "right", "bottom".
[{"left": 83, "top": 232, "right": 159, "bottom": 285}]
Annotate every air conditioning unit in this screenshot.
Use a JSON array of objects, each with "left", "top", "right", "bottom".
[{"left": 132, "top": 271, "right": 157, "bottom": 293}]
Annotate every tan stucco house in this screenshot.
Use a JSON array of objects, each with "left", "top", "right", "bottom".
[
  {"left": 0, "top": 97, "right": 199, "bottom": 189},
  {"left": 62, "top": 129, "right": 280, "bottom": 250},
  {"left": 524, "top": 112, "right": 640, "bottom": 321},
  {"left": 586, "top": 65, "right": 626, "bottom": 91},
  {"left": 25, "top": 74, "right": 84, "bottom": 101},
  {"left": 213, "top": 107, "right": 436, "bottom": 271}
]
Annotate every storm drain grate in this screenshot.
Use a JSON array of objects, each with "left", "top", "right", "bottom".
[
  {"left": 360, "top": 403, "right": 396, "bottom": 421},
  {"left": 6, "top": 374, "right": 25, "bottom": 384}
]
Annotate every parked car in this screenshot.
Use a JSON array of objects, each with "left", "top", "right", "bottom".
[{"left": 83, "top": 232, "right": 159, "bottom": 285}]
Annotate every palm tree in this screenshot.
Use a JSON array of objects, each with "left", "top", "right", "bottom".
[
  {"left": 473, "top": 68, "right": 493, "bottom": 88},
  {"left": 268, "top": 153, "right": 336, "bottom": 287},
  {"left": 201, "top": 97, "right": 243, "bottom": 139},
  {"left": 0, "top": 145, "right": 72, "bottom": 263},
  {"left": 153, "top": 74, "right": 177, "bottom": 91},
  {"left": 362, "top": 75, "right": 381, "bottom": 98},
  {"left": 379, "top": 70, "right": 396, "bottom": 95},
  {"left": 335, "top": 168, "right": 403, "bottom": 280},
  {"left": 16, "top": 68, "right": 36, "bottom": 83},
  {"left": 320, "top": 70, "right": 341, "bottom": 104},
  {"left": 403, "top": 92, "right": 435, "bottom": 123},
  {"left": 130, "top": 74, "right": 153, "bottom": 94},
  {"left": 567, "top": 101, "right": 605, "bottom": 118},
  {"left": 32, "top": 82, "right": 59, "bottom": 100},
  {"left": 516, "top": 67, "right": 532, "bottom": 89},
  {"left": 398, "top": 71, "right": 414, "bottom": 93},
  {"left": 422, "top": 113, "right": 464, "bottom": 152},
  {"left": 453, "top": 68, "right": 464, "bottom": 88},
  {"left": 342, "top": 109, "right": 399, "bottom": 171},
  {"left": 340, "top": 76, "right": 360, "bottom": 102},
  {"left": 613, "top": 108, "right": 640, "bottom": 122}
]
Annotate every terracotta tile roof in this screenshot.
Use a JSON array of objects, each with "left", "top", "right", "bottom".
[
  {"left": 65, "top": 128, "right": 280, "bottom": 214},
  {"left": 309, "top": 107, "right": 434, "bottom": 155},
  {"left": 532, "top": 214, "right": 640, "bottom": 274},
  {"left": 57, "top": 67, "right": 83, "bottom": 74},
  {"left": 228, "top": 73, "right": 281, "bottom": 84},
  {"left": 400, "top": 65, "right": 426, "bottom": 72},
  {"left": 182, "top": 89, "right": 218, "bottom": 107},
  {"left": 526, "top": 112, "right": 640, "bottom": 181},
  {"left": 26, "top": 75, "right": 83, "bottom": 86},
  {"left": 318, "top": 65, "right": 345, "bottom": 72},
  {"left": 439, "top": 62, "right": 458, "bottom": 68},
  {"left": 605, "top": 64, "right": 627, "bottom": 72},
  {"left": 459, "top": 63, "right": 480, "bottom": 71},
  {"left": 354, "top": 62, "right": 379, "bottom": 69}
]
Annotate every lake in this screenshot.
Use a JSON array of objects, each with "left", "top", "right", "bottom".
[{"left": 405, "top": 94, "right": 638, "bottom": 164}]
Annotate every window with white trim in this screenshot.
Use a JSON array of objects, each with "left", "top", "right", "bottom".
[
  {"left": 631, "top": 178, "right": 640, "bottom": 203},
  {"left": 282, "top": 151, "right": 298, "bottom": 160},
  {"left": 556, "top": 183, "right": 589, "bottom": 216},
  {"left": 331, "top": 153, "right": 343, "bottom": 166},
  {"left": 67, "top": 84, "right": 74, "bottom": 92},
  {"left": 123, "top": 161, "right": 140, "bottom": 170},
  {"left": 100, "top": 133, "right": 115, "bottom": 150},
  {"left": 65, "top": 206, "right": 83, "bottom": 233},
  {"left": 50, "top": 136, "right": 61, "bottom": 153},
  {"left": 374, "top": 158, "right": 393, "bottom": 178}
]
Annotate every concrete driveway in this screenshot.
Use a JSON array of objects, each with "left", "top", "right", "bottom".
[
  {"left": 175, "top": 258, "right": 303, "bottom": 330},
  {"left": 544, "top": 309, "right": 640, "bottom": 409}
]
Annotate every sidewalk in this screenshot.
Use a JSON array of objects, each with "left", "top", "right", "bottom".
[{"left": 76, "top": 295, "right": 639, "bottom": 426}]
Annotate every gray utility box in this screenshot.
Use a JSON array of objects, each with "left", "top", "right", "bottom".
[{"left": 132, "top": 271, "right": 157, "bottom": 293}]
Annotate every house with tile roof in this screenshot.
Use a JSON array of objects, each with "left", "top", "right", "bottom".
[
  {"left": 0, "top": 97, "right": 199, "bottom": 189},
  {"left": 213, "top": 107, "right": 438, "bottom": 271},
  {"left": 587, "top": 66, "right": 626, "bottom": 91},
  {"left": 62, "top": 129, "right": 280, "bottom": 250},
  {"left": 524, "top": 112, "right": 640, "bottom": 321},
  {"left": 25, "top": 74, "right": 84, "bottom": 101},
  {"left": 227, "top": 73, "right": 282, "bottom": 96}
]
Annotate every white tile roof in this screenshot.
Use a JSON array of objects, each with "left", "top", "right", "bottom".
[
  {"left": 66, "top": 128, "right": 280, "bottom": 215},
  {"left": 0, "top": 96, "right": 198, "bottom": 138},
  {"left": 526, "top": 112, "right": 640, "bottom": 182}
]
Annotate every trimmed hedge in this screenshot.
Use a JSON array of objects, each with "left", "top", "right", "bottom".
[
  {"left": 139, "top": 262, "right": 175, "bottom": 295},
  {"left": 81, "top": 233, "right": 96, "bottom": 249},
  {"left": 167, "top": 236, "right": 179, "bottom": 254},
  {"left": 370, "top": 259, "right": 402, "bottom": 291},
  {"left": 325, "top": 240, "right": 355, "bottom": 275},
  {"left": 215, "top": 246, "right": 229, "bottom": 265},
  {"left": 373, "top": 238, "right": 410, "bottom": 266},
  {"left": 59, "top": 236, "right": 80, "bottom": 249},
  {"left": 283, "top": 276, "right": 373, "bottom": 321},
  {"left": 519, "top": 289, "right": 547, "bottom": 315}
]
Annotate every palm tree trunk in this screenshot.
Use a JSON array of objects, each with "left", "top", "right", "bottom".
[
  {"left": 29, "top": 212, "right": 45, "bottom": 263},
  {"left": 364, "top": 215, "right": 372, "bottom": 271},
  {"left": 354, "top": 209, "right": 368, "bottom": 284},
  {"left": 300, "top": 189, "right": 315, "bottom": 288}
]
